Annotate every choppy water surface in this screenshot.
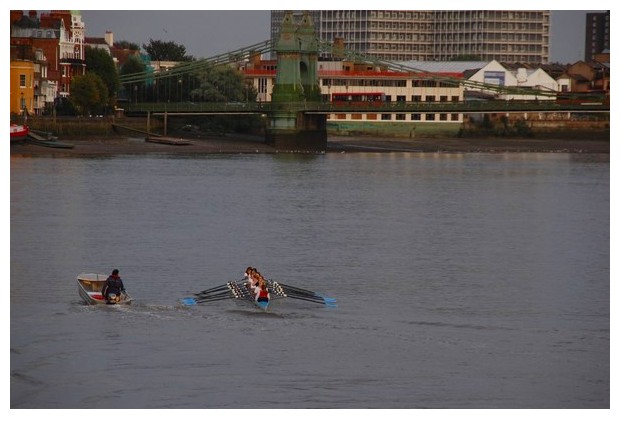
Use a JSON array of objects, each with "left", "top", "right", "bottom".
[{"left": 10, "top": 151, "right": 609, "bottom": 410}]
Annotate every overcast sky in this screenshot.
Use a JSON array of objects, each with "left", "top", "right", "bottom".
[
  {"left": 79, "top": 9, "right": 608, "bottom": 64},
  {"left": 14, "top": 1, "right": 611, "bottom": 64}
]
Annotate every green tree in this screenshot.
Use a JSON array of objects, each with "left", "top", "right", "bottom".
[
  {"left": 187, "top": 65, "right": 260, "bottom": 133},
  {"left": 70, "top": 73, "right": 109, "bottom": 116},
  {"left": 190, "top": 65, "right": 256, "bottom": 102},
  {"left": 142, "top": 39, "right": 194, "bottom": 62},
  {"left": 115, "top": 40, "right": 140, "bottom": 51},
  {"left": 120, "top": 54, "right": 146, "bottom": 76},
  {"left": 119, "top": 55, "right": 147, "bottom": 102},
  {"left": 85, "top": 46, "right": 119, "bottom": 101}
]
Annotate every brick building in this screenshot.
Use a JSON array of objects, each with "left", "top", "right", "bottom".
[{"left": 10, "top": 10, "right": 86, "bottom": 99}]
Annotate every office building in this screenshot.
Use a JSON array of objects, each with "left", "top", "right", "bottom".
[
  {"left": 271, "top": 10, "right": 550, "bottom": 63},
  {"left": 585, "top": 11, "right": 610, "bottom": 62}
]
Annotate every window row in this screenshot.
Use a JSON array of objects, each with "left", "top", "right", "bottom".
[{"left": 330, "top": 113, "right": 461, "bottom": 121}]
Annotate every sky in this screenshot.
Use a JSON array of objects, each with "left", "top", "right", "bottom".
[{"left": 73, "top": 7, "right": 611, "bottom": 64}]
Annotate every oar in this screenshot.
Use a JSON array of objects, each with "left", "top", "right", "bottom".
[
  {"left": 181, "top": 293, "right": 238, "bottom": 305},
  {"left": 195, "top": 279, "right": 245, "bottom": 296},
  {"left": 277, "top": 282, "right": 333, "bottom": 299},
  {"left": 285, "top": 294, "right": 338, "bottom": 307},
  {"left": 275, "top": 282, "right": 317, "bottom": 296},
  {"left": 194, "top": 295, "right": 237, "bottom": 304},
  {"left": 287, "top": 293, "right": 336, "bottom": 305},
  {"left": 194, "top": 289, "right": 233, "bottom": 299},
  {"left": 195, "top": 283, "right": 229, "bottom": 295},
  {"left": 273, "top": 286, "right": 337, "bottom": 306},
  {"left": 193, "top": 292, "right": 229, "bottom": 301},
  {"left": 181, "top": 297, "right": 198, "bottom": 305},
  {"left": 275, "top": 282, "right": 337, "bottom": 304}
]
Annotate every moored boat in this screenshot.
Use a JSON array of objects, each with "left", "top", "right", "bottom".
[
  {"left": 77, "top": 273, "right": 132, "bottom": 305},
  {"left": 10, "top": 123, "right": 29, "bottom": 142}
]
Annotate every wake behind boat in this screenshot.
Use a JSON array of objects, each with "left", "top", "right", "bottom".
[{"left": 77, "top": 273, "right": 132, "bottom": 305}]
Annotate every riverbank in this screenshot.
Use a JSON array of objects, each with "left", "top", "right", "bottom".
[{"left": 10, "top": 133, "right": 609, "bottom": 157}]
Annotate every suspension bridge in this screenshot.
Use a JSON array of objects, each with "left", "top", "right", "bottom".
[{"left": 118, "top": 11, "right": 609, "bottom": 151}]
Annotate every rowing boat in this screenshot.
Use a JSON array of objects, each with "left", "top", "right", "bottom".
[
  {"left": 254, "top": 300, "right": 270, "bottom": 311},
  {"left": 181, "top": 279, "right": 336, "bottom": 310},
  {"left": 77, "top": 273, "right": 132, "bottom": 305}
]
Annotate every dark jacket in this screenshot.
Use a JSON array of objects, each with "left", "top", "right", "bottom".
[{"left": 103, "top": 274, "right": 125, "bottom": 298}]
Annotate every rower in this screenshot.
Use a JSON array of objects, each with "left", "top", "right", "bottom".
[
  {"left": 254, "top": 276, "right": 270, "bottom": 304},
  {"left": 245, "top": 267, "right": 259, "bottom": 291}
]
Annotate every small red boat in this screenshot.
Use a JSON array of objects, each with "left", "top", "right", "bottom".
[{"left": 10, "top": 123, "right": 29, "bottom": 142}]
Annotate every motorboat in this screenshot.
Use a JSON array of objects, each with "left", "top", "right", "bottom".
[{"left": 77, "top": 273, "right": 132, "bottom": 305}]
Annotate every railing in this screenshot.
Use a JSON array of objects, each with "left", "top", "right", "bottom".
[{"left": 120, "top": 100, "right": 610, "bottom": 114}]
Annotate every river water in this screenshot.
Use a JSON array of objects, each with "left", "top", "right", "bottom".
[{"left": 10, "top": 151, "right": 609, "bottom": 413}]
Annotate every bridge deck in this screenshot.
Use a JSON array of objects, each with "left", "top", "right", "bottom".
[{"left": 120, "top": 100, "right": 609, "bottom": 115}]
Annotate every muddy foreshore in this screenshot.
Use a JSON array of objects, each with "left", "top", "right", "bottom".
[{"left": 10, "top": 133, "right": 610, "bottom": 157}]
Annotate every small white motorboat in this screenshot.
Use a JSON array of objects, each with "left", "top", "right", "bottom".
[{"left": 77, "top": 273, "right": 132, "bottom": 305}]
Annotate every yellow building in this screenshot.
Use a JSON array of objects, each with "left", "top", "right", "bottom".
[{"left": 10, "top": 59, "right": 35, "bottom": 116}]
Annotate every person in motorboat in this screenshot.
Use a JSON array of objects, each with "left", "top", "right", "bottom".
[{"left": 102, "top": 269, "right": 125, "bottom": 304}]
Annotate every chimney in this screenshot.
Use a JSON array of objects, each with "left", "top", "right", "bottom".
[
  {"left": 105, "top": 31, "right": 114, "bottom": 46},
  {"left": 10, "top": 10, "right": 24, "bottom": 23}
]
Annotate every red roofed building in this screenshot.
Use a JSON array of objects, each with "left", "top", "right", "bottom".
[
  {"left": 242, "top": 57, "right": 464, "bottom": 124},
  {"left": 10, "top": 10, "right": 86, "bottom": 98}
]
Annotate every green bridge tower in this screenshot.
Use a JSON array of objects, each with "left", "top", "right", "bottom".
[{"left": 267, "top": 11, "right": 327, "bottom": 151}]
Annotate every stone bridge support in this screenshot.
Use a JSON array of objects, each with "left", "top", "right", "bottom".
[{"left": 266, "top": 11, "right": 327, "bottom": 152}]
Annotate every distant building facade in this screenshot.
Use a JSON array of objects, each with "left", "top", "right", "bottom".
[
  {"left": 585, "top": 11, "right": 610, "bottom": 62},
  {"left": 271, "top": 10, "right": 550, "bottom": 63},
  {"left": 244, "top": 57, "right": 465, "bottom": 124},
  {"left": 10, "top": 10, "right": 86, "bottom": 99},
  {"left": 464, "top": 60, "right": 558, "bottom": 100}
]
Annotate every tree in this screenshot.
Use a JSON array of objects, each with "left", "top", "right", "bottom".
[
  {"left": 115, "top": 40, "right": 140, "bottom": 51},
  {"left": 85, "top": 46, "right": 119, "bottom": 101},
  {"left": 119, "top": 55, "right": 147, "bottom": 102},
  {"left": 187, "top": 65, "right": 260, "bottom": 133},
  {"left": 120, "top": 54, "right": 146, "bottom": 76},
  {"left": 142, "top": 39, "right": 194, "bottom": 62},
  {"left": 70, "top": 73, "right": 109, "bottom": 116},
  {"left": 190, "top": 65, "right": 256, "bottom": 102}
]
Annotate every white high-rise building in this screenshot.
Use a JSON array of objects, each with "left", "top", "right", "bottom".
[{"left": 271, "top": 10, "right": 550, "bottom": 63}]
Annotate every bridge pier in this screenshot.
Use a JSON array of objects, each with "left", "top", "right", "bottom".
[
  {"left": 266, "top": 111, "right": 326, "bottom": 151},
  {"left": 266, "top": 11, "right": 326, "bottom": 152}
]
